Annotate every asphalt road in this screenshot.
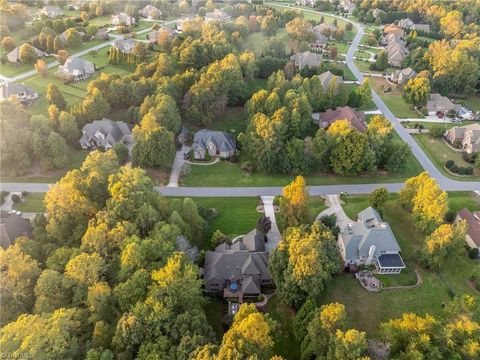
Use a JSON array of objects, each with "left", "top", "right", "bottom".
[{"left": 0, "top": 8, "right": 478, "bottom": 196}]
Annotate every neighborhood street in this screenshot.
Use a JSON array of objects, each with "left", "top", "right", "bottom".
[{"left": 0, "top": 7, "right": 478, "bottom": 196}]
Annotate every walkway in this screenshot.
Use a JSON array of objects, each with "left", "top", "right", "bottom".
[{"left": 261, "top": 196, "right": 282, "bottom": 253}]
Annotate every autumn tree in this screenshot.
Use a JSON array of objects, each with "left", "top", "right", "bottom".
[
  {"left": 46, "top": 83, "right": 67, "bottom": 110},
  {"left": 280, "top": 175, "right": 309, "bottom": 227},
  {"left": 440, "top": 11, "right": 464, "bottom": 39},
  {"left": 261, "top": 15, "right": 278, "bottom": 37},
  {"left": 18, "top": 43, "right": 38, "bottom": 63},
  {"left": 369, "top": 187, "right": 389, "bottom": 215},
  {"left": 286, "top": 17, "right": 314, "bottom": 42},
  {"left": 399, "top": 172, "right": 448, "bottom": 233},
  {"left": 1, "top": 35, "right": 15, "bottom": 52},
  {"left": 34, "top": 58, "right": 48, "bottom": 77},
  {"left": 57, "top": 49, "right": 69, "bottom": 65},
  {"left": 422, "top": 221, "right": 468, "bottom": 268},
  {"left": 404, "top": 76, "right": 430, "bottom": 107},
  {"left": 65, "top": 28, "right": 82, "bottom": 48}
]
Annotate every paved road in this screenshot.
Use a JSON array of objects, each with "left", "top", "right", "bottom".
[{"left": 1, "top": 7, "right": 478, "bottom": 196}]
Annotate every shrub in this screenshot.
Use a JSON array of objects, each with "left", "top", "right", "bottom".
[
  {"left": 445, "top": 211, "right": 456, "bottom": 223},
  {"left": 204, "top": 151, "right": 211, "bottom": 162},
  {"left": 457, "top": 167, "right": 466, "bottom": 175},
  {"left": 468, "top": 247, "right": 479, "bottom": 259},
  {"left": 449, "top": 163, "right": 458, "bottom": 173},
  {"left": 241, "top": 161, "right": 254, "bottom": 173},
  {"left": 463, "top": 152, "right": 477, "bottom": 163},
  {"left": 229, "top": 152, "right": 240, "bottom": 163},
  {"left": 21, "top": 191, "right": 28, "bottom": 197},
  {"left": 11, "top": 194, "right": 20, "bottom": 203},
  {"left": 429, "top": 125, "right": 445, "bottom": 138},
  {"left": 465, "top": 167, "right": 474, "bottom": 175},
  {"left": 445, "top": 160, "right": 454, "bottom": 169}
]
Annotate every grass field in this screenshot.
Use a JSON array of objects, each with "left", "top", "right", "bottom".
[
  {"left": 354, "top": 49, "right": 371, "bottom": 60},
  {"left": 245, "top": 28, "right": 290, "bottom": 56},
  {"left": 327, "top": 40, "right": 350, "bottom": 55},
  {"left": 318, "top": 193, "right": 480, "bottom": 336},
  {"left": 401, "top": 121, "right": 469, "bottom": 130},
  {"left": 414, "top": 134, "right": 480, "bottom": 179},
  {"left": 12, "top": 193, "right": 46, "bottom": 213},
  {"left": 211, "top": 107, "right": 247, "bottom": 134},
  {"left": 370, "top": 77, "right": 420, "bottom": 118}
]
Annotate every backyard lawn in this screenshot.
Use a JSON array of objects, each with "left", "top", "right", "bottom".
[
  {"left": 370, "top": 77, "right": 420, "bottom": 118},
  {"left": 319, "top": 193, "right": 480, "bottom": 336},
  {"left": 414, "top": 134, "right": 480, "bottom": 179},
  {"left": 12, "top": 192, "right": 46, "bottom": 213}
]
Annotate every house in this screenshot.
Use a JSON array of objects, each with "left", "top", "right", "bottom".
[
  {"left": 58, "top": 30, "right": 86, "bottom": 45},
  {"left": 290, "top": 51, "right": 323, "bottom": 70},
  {"left": 412, "top": 24, "right": 430, "bottom": 33},
  {"left": 0, "top": 82, "right": 38, "bottom": 103},
  {"left": 112, "top": 38, "right": 137, "bottom": 53},
  {"left": 313, "top": 106, "right": 366, "bottom": 133},
  {"left": 295, "top": 0, "right": 315, "bottom": 6},
  {"left": 111, "top": 13, "right": 136, "bottom": 26},
  {"left": 385, "top": 37, "right": 409, "bottom": 67},
  {"left": 318, "top": 70, "right": 343, "bottom": 92},
  {"left": 192, "top": 130, "right": 236, "bottom": 159},
  {"left": 38, "top": 5, "right": 63, "bottom": 19},
  {"left": 95, "top": 28, "right": 109, "bottom": 41},
  {"left": 382, "top": 24, "right": 404, "bottom": 39},
  {"left": 147, "top": 27, "right": 179, "bottom": 43},
  {"left": 445, "top": 124, "right": 480, "bottom": 154},
  {"left": 205, "top": 9, "right": 231, "bottom": 22},
  {"left": 455, "top": 209, "right": 480, "bottom": 250},
  {"left": 338, "top": 207, "right": 405, "bottom": 274},
  {"left": 398, "top": 18, "right": 414, "bottom": 29},
  {"left": 372, "top": 8, "right": 385, "bottom": 19},
  {"left": 314, "top": 23, "right": 337, "bottom": 36},
  {"left": 0, "top": 211, "right": 33, "bottom": 249},
  {"left": 427, "top": 93, "right": 461, "bottom": 116},
  {"left": 309, "top": 30, "right": 328, "bottom": 50},
  {"left": 58, "top": 57, "right": 95, "bottom": 82},
  {"left": 6, "top": 45, "right": 47, "bottom": 64},
  {"left": 79, "top": 118, "right": 133, "bottom": 150},
  {"left": 203, "top": 220, "right": 272, "bottom": 303},
  {"left": 389, "top": 67, "right": 416, "bottom": 85},
  {"left": 339, "top": 0, "right": 356, "bottom": 14},
  {"left": 141, "top": 4, "right": 162, "bottom": 19}
]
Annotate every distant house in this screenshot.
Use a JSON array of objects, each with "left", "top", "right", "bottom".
[
  {"left": 314, "top": 23, "right": 337, "bottom": 36},
  {"left": 147, "top": 27, "right": 179, "bottom": 43},
  {"left": 0, "top": 211, "right": 33, "bottom": 249},
  {"left": 398, "top": 18, "right": 414, "bottom": 29},
  {"left": 398, "top": 18, "right": 430, "bottom": 33},
  {"left": 111, "top": 13, "right": 136, "bottom": 26},
  {"left": 58, "top": 57, "right": 95, "bottom": 82},
  {"left": 295, "top": 0, "right": 315, "bottom": 6},
  {"left": 290, "top": 51, "right": 323, "bottom": 70},
  {"left": 80, "top": 118, "right": 133, "bottom": 150},
  {"left": 445, "top": 124, "right": 480, "bottom": 154},
  {"left": 382, "top": 24, "right": 405, "bottom": 40},
  {"left": 389, "top": 67, "right": 416, "bottom": 85},
  {"left": 112, "top": 38, "right": 137, "bottom": 53},
  {"left": 385, "top": 37, "right": 409, "bottom": 67},
  {"left": 192, "top": 130, "right": 236, "bottom": 160},
  {"left": 313, "top": 106, "right": 366, "bottom": 133},
  {"left": 412, "top": 23, "right": 430, "bottom": 33},
  {"left": 309, "top": 30, "right": 328, "bottom": 50},
  {"left": 339, "top": 0, "right": 356, "bottom": 14},
  {"left": 205, "top": 9, "right": 231, "bottom": 22},
  {"left": 318, "top": 70, "right": 343, "bottom": 92},
  {"left": 372, "top": 8, "right": 385, "bottom": 19},
  {"left": 0, "top": 82, "right": 38, "bottom": 103},
  {"left": 427, "top": 93, "right": 461, "bottom": 116},
  {"left": 338, "top": 207, "right": 405, "bottom": 274},
  {"left": 95, "top": 28, "right": 109, "bottom": 41},
  {"left": 6, "top": 45, "right": 47, "bottom": 64},
  {"left": 38, "top": 5, "right": 63, "bottom": 19},
  {"left": 177, "top": 126, "right": 191, "bottom": 144},
  {"left": 455, "top": 209, "right": 480, "bottom": 250},
  {"left": 141, "top": 4, "right": 162, "bottom": 19},
  {"left": 203, "top": 221, "right": 272, "bottom": 303}
]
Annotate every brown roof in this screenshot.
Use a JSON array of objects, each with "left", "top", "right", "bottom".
[
  {"left": 318, "top": 106, "right": 367, "bottom": 132},
  {"left": 458, "top": 208, "right": 480, "bottom": 247}
]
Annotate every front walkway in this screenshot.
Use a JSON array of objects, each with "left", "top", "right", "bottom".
[
  {"left": 261, "top": 196, "right": 282, "bottom": 253},
  {"left": 167, "top": 145, "right": 190, "bottom": 187}
]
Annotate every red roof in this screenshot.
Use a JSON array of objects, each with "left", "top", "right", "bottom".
[
  {"left": 318, "top": 106, "right": 367, "bottom": 132},
  {"left": 458, "top": 208, "right": 480, "bottom": 247}
]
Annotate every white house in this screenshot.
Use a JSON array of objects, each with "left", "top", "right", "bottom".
[
  {"left": 141, "top": 4, "right": 162, "bottom": 19},
  {"left": 111, "top": 13, "right": 136, "bottom": 26},
  {"left": 58, "top": 57, "right": 95, "bottom": 82}
]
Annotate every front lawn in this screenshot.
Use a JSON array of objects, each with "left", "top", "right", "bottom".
[
  {"left": 319, "top": 194, "right": 480, "bottom": 336},
  {"left": 354, "top": 49, "right": 370, "bottom": 60},
  {"left": 12, "top": 192, "right": 46, "bottom": 213},
  {"left": 413, "top": 134, "right": 480, "bottom": 179},
  {"left": 370, "top": 77, "right": 420, "bottom": 118},
  {"left": 0, "top": 56, "right": 57, "bottom": 77}
]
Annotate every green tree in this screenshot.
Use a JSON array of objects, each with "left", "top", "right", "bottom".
[
  {"left": 368, "top": 187, "right": 389, "bottom": 215},
  {"left": 58, "top": 111, "right": 79, "bottom": 144},
  {"left": 81, "top": 88, "right": 111, "bottom": 123},
  {"left": 46, "top": 131, "right": 69, "bottom": 169},
  {"left": 65, "top": 28, "right": 82, "bottom": 48},
  {"left": 46, "top": 83, "right": 67, "bottom": 110},
  {"left": 132, "top": 125, "right": 175, "bottom": 169},
  {"left": 86, "top": 24, "right": 98, "bottom": 37},
  {"left": 18, "top": 43, "right": 38, "bottom": 63},
  {"left": 34, "top": 269, "right": 70, "bottom": 313},
  {"left": 372, "top": 50, "right": 388, "bottom": 71},
  {"left": 261, "top": 15, "right": 278, "bottom": 37}
]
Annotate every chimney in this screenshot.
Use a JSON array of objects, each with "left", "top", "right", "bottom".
[{"left": 366, "top": 245, "right": 376, "bottom": 265}]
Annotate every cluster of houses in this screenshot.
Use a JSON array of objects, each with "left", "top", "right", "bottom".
[
  {"left": 446, "top": 123, "right": 480, "bottom": 154},
  {"left": 294, "top": 0, "right": 356, "bottom": 14},
  {"left": 309, "top": 22, "right": 337, "bottom": 51},
  {"left": 398, "top": 18, "right": 430, "bottom": 34},
  {"left": 381, "top": 24, "right": 408, "bottom": 68}
]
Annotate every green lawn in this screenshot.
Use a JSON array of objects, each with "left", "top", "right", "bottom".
[
  {"left": 377, "top": 92, "right": 419, "bottom": 118},
  {"left": 327, "top": 40, "right": 349, "bottom": 55},
  {"left": 354, "top": 49, "right": 371, "bottom": 60},
  {"left": 319, "top": 194, "right": 480, "bottom": 336},
  {"left": 414, "top": 134, "right": 480, "bottom": 179},
  {"left": 182, "top": 149, "right": 423, "bottom": 187},
  {"left": 0, "top": 56, "right": 57, "bottom": 77},
  {"left": 401, "top": 121, "right": 468, "bottom": 130},
  {"left": 204, "top": 297, "right": 225, "bottom": 341},
  {"left": 12, "top": 193, "right": 46, "bottom": 213},
  {"left": 211, "top": 107, "right": 247, "bottom": 135},
  {"left": 340, "top": 194, "right": 369, "bottom": 220},
  {"left": 456, "top": 95, "right": 480, "bottom": 112},
  {"left": 245, "top": 28, "right": 290, "bottom": 56}
]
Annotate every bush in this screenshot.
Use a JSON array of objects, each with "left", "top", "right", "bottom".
[
  {"left": 112, "top": 142, "right": 129, "bottom": 164},
  {"left": 445, "top": 211, "right": 456, "bottom": 223},
  {"left": 11, "top": 194, "right": 20, "bottom": 203},
  {"left": 204, "top": 151, "right": 211, "bottom": 162},
  {"left": 468, "top": 247, "right": 479, "bottom": 259},
  {"left": 21, "top": 191, "right": 28, "bottom": 197},
  {"left": 457, "top": 167, "right": 466, "bottom": 175},
  {"left": 241, "top": 161, "right": 254, "bottom": 173},
  {"left": 449, "top": 163, "right": 458, "bottom": 173},
  {"left": 465, "top": 167, "right": 474, "bottom": 175},
  {"left": 445, "top": 160, "right": 454, "bottom": 169},
  {"left": 229, "top": 152, "right": 240, "bottom": 163},
  {"left": 429, "top": 125, "right": 445, "bottom": 138},
  {"left": 463, "top": 152, "right": 477, "bottom": 163}
]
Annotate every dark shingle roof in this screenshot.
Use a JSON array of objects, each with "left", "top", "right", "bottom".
[{"left": 0, "top": 212, "right": 33, "bottom": 249}]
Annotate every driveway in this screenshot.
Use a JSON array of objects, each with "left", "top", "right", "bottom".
[
  {"left": 167, "top": 145, "right": 190, "bottom": 187},
  {"left": 316, "top": 195, "right": 352, "bottom": 230},
  {"left": 261, "top": 196, "right": 282, "bottom": 253}
]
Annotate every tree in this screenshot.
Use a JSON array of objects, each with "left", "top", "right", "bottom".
[
  {"left": 372, "top": 50, "right": 388, "bottom": 71},
  {"left": 329, "top": 46, "right": 338, "bottom": 59},
  {"left": 132, "top": 125, "right": 175, "bottom": 169},
  {"left": 369, "top": 187, "right": 389, "bottom": 215},
  {"left": 65, "top": 28, "right": 82, "bottom": 48},
  {"left": 1, "top": 35, "right": 15, "bottom": 52},
  {"left": 53, "top": 35, "right": 62, "bottom": 52},
  {"left": 422, "top": 221, "right": 468, "bottom": 268},
  {"left": 280, "top": 175, "right": 309, "bottom": 227},
  {"left": 261, "top": 15, "right": 278, "bottom": 37},
  {"left": 57, "top": 49, "right": 70, "bottom": 65},
  {"left": 58, "top": 111, "right": 80, "bottom": 144},
  {"left": 206, "top": 0, "right": 215, "bottom": 11},
  {"left": 81, "top": 88, "right": 111, "bottom": 123},
  {"left": 34, "top": 59, "right": 48, "bottom": 77},
  {"left": 46, "top": 131, "right": 69, "bottom": 169},
  {"left": 399, "top": 172, "right": 448, "bottom": 233},
  {"left": 112, "top": 142, "right": 129, "bottom": 164},
  {"left": 211, "top": 230, "right": 230, "bottom": 247},
  {"left": 330, "top": 329, "right": 368, "bottom": 360},
  {"left": 34, "top": 269, "right": 70, "bottom": 313},
  {"left": 46, "top": 83, "right": 67, "bottom": 110},
  {"left": 286, "top": 18, "right": 313, "bottom": 42},
  {"left": 440, "top": 11, "right": 464, "bottom": 39},
  {"left": 217, "top": 304, "right": 276, "bottom": 359},
  {"left": 330, "top": 130, "right": 374, "bottom": 176},
  {"left": 0, "top": 244, "right": 41, "bottom": 325},
  {"left": 18, "top": 43, "right": 38, "bottom": 63},
  {"left": 404, "top": 76, "right": 430, "bottom": 107},
  {"left": 86, "top": 24, "right": 98, "bottom": 38}
]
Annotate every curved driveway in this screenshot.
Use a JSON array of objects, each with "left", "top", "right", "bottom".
[{"left": 0, "top": 7, "right": 478, "bottom": 196}]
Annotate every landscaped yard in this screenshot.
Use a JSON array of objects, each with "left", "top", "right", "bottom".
[
  {"left": 354, "top": 49, "right": 371, "bottom": 60},
  {"left": 12, "top": 192, "right": 46, "bottom": 213},
  {"left": 414, "top": 134, "right": 480, "bottom": 179},
  {"left": 245, "top": 28, "right": 291, "bottom": 56},
  {"left": 211, "top": 107, "right": 247, "bottom": 134},
  {"left": 370, "top": 77, "right": 421, "bottom": 118},
  {"left": 319, "top": 193, "right": 480, "bottom": 336}
]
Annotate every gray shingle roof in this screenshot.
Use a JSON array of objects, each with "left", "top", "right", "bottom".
[
  {"left": 0, "top": 82, "right": 36, "bottom": 99},
  {"left": 112, "top": 38, "right": 137, "bottom": 53},
  {"left": 80, "top": 118, "right": 132, "bottom": 149},
  {"left": 0, "top": 212, "right": 33, "bottom": 249},
  {"left": 193, "top": 130, "right": 236, "bottom": 153}
]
